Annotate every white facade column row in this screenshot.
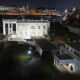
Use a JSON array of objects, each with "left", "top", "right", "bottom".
[
  {"left": 3, "top": 22, "right": 6, "bottom": 35},
  {"left": 3, "top": 22, "right": 16, "bottom": 35}
]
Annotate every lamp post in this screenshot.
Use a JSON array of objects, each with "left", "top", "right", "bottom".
[{"left": 27, "top": 46, "right": 33, "bottom": 57}]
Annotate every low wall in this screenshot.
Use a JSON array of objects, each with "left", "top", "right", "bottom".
[{"left": 67, "top": 26, "right": 80, "bottom": 35}]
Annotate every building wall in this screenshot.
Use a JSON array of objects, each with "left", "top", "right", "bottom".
[
  {"left": 54, "top": 54, "right": 76, "bottom": 72},
  {"left": 63, "top": 63, "right": 76, "bottom": 73},
  {"left": 75, "top": 59, "right": 80, "bottom": 74},
  {"left": 67, "top": 26, "right": 80, "bottom": 35},
  {"left": 3, "top": 19, "right": 17, "bottom": 35},
  {"left": 3, "top": 19, "right": 50, "bottom": 40},
  {"left": 61, "top": 44, "right": 80, "bottom": 74}
]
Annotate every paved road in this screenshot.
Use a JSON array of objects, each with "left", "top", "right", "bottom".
[{"left": 35, "top": 38, "right": 56, "bottom": 51}]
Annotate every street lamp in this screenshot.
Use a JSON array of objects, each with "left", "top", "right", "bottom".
[
  {"left": 27, "top": 50, "right": 32, "bottom": 55},
  {"left": 27, "top": 46, "right": 32, "bottom": 55}
]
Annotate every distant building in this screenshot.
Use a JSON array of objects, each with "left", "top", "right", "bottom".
[
  {"left": 29, "top": 8, "right": 59, "bottom": 15},
  {"left": 0, "top": 5, "right": 26, "bottom": 12},
  {"left": 54, "top": 42, "right": 80, "bottom": 74},
  {"left": 3, "top": 19, "right": 50, "bottom": 41},
  {"left": 0, "top": 5, "right": 61, "bottom": 16},
  {"left": 65, "top": 9, "right": 68, "bottom": 13},
  {"left": 72, "top": 6, "right": 76, "bottom": 12}
]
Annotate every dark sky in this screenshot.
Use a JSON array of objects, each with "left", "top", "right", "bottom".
[{"left": 0, "top": 0, "right": 80, "bottom": 11}]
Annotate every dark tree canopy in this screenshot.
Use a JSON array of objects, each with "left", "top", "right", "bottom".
[{"left": 48, "top": 21, "right": 69, "bottom": 40}]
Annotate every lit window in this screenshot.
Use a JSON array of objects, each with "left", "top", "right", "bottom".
[{"left": 31, "top": 26, "right": 35, "bottom": 29}]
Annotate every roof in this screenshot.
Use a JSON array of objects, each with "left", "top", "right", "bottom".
[
  {"left": 63, "top": 43, "right": 80, "bottom": 59},
  {"left": 0, "top": 15, "right": 41, "bottom": 20},
  {"left": 35, "top": 38, "right": 57, "bottom": 51},
  {"left": 68, "top": 42, "right": 80, "bottom": 52},
  {"left": 53, "top": 36, "right": 66, "bottom": 44},
  {"left": 55, "top": 53, "right": 74, "bottom": 60},
  {"left": 17, "top": 19, "right": 49, "bottom": 23}
]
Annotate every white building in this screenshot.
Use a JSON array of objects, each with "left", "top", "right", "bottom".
[
  {"left": 3, "top": 19, "right": 50, "bottom": 41},
  {"left": 54, "top": 43, "right": 80, "bottom": 74}
]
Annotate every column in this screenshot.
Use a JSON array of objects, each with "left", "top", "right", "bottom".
[
  {"left": 11, "top": 24, "right": 13, "bottom": 34},
  {"left": 3, "top": 22, "right": 6, "bottom": 35},
  {"left": 58, "top": 63, "right": 61, "bottom": 71},
  {"left": 8, "top": 23, "right": 10, "bottom": 35}
]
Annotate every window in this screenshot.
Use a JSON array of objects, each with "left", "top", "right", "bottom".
[
  {"left": 31, "top": 26, "right": 35, "bottom": 29},
  {"left": 70, "top": 65, "right": 73, "bottom": 71},
  {"left": 72, "top": 50, "right": 74, "bottom": 53},
  {"left": 5, "top": 23, "right": 8, "bottom": 28},
  {"left": 25, "top": 32, "right": 27, "bottom": 36},
  {"left": 10, "top": 24, "right": 11, "bottom": 28},
  {"left": 13, "top": 24, "right": 16, "bottom": 32},
  {"left": 69, "top": 48, "right": 71, "bottom": 51},
  {"left": 10, "top": 30, "right": 11, "bottom": 33},
  {"left": 38, "top": 26, "right": 40, "bottom": 29},
  {"left": 66, "top": 45, "right": 67, "bottom": 48},
  {"left": 5, "top": 23, "right": 8, "bottom": 34},
  {"left": 43, "top": 32, "right": 46, "bottom": 36},
  {"left": 20, "top": 32, "right": 22, "bottom": 34},
  {"left": 66, "top": 64, "right": 69, "bottom": 66},
  {"left": 43, "top": 26, "right": 45, "bottom": 29}
]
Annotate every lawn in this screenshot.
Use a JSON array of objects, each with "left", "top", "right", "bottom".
[
  {"left": 17, "top": 54, "right": 32, "bottom": 62},
  {"left": 0, "top": 41, "right": 32, "bottom": 64}
]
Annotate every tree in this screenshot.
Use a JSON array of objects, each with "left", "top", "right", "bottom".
[{"left": 48, "top": 21, "right": 69, "bottom": 41}]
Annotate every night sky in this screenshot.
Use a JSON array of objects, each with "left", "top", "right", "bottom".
[{"left": 0, "top": 0, "right": 80, "bottom": 11}]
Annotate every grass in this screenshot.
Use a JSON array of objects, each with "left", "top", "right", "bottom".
[
  {"left": 69, "top": 32, "right": 80, "bottom": 40},
  {"left": 0, "top": 41, "right": 32, "bottom": 63},
  {"left": 40, "top": 63, "right": 60, "bottom": 75},
  {"left": 17, "top": 54, "right": 31, "bottom": 62},
  {"left": 41, "top": 64, "right": 54, "bottom": 74}
]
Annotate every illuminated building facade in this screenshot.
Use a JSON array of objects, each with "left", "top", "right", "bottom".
[
  {"left": 54, "top": 43, "right": 80, "bottom": 74},
  {"left": 0, "top": 5, "right": 26, "bottom": 12},
  {"left": 3, "top": 19, "right": 50, "bottom": 41}
]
